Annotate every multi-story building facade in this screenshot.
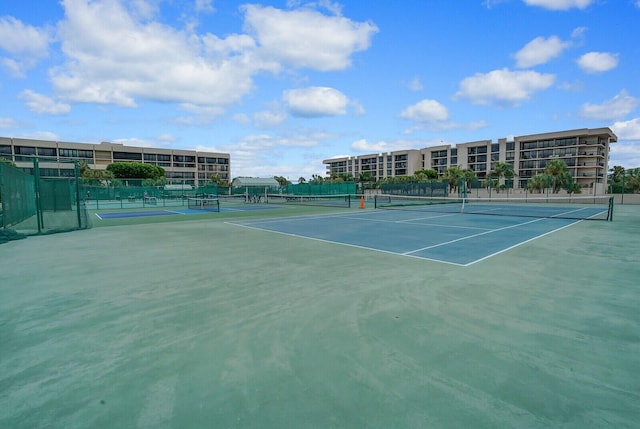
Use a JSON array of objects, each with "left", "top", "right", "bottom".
[
  {"left": 0, "top": 137, "right": 230, "bottom": 187},
  {"left": 324, "top": 128, "right": 616, "bottom": 194},
  {"left": 324, "top": 149, "right": 423, "bottom": 180}
]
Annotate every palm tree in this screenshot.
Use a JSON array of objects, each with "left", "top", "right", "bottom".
[
  {"left": 462, "top": 168, "right": 477, "bottom": 194},
  {"left": 490, "top": 162, "right": 516, "bottom": 192},
  {"left": 544, "top": 159, "right": 570, "bottom": 193},
  {"left": 608, "top": 165, "right": 625, "bottom": 184},
  {"left": 626, "top": 168, "right": 640, "bottom": 193},
  {"left": 527, "top": 174, "right": 547, "bottom": 193},
  {"left": 413, "top": 169, "right": 438, "bottom": 181},
  {"left": 443, "top": 166, "right": 464, "bottom": 193},
  {"left": 298, "top": 177, "right": 306, "bottom": 184},
  {"left": 338, "top": 173, "right": 354, "bottom": 182}
]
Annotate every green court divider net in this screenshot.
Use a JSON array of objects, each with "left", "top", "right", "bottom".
[
  {"left": 380, "top": 182, "right": 448, "bottom": 197},
  {"left": 0, "top": 159, "right": 90, "bottom": 241},
  {"left": 81, "top": 182, "right": 218, "bottom": 210},
  {"left": 281, "top": 182, "right": 357, "bottom": 195},
  {"left": 265, "top": 194, "right": 352, "bottom": 208}
]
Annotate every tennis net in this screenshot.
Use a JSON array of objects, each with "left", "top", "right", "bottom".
[
  {"left": 266, "top": 194, "right": 352, "bottom": 208},
  {"left": 187, "top": 197, "right": 220, "bottom": 212},
  {"left": 374, "top": 194, "right": 614, "bottom": 221}
]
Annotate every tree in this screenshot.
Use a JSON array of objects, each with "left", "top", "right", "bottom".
[
  {"left": 106, "top": 162, "right": 165, "bottom": 180},
  {"left": 207, "top": 173, "right": 228, "bottom": 186},
  {"left": 414, "top": 169, "right": 438, "bottom": 181},
  {"left": 80, "top": 161, "right": 114, "bottom": 185},
  {"left": 442, "top": 166, "right": 464, "bottom": 193},
  {"left": 298, "top": 177, "right": 306, "bottom": 184},
  {"left": 543, "top": 159, "right": 571, "bottom": 193},
  {"left": 309, "top": 174, "right": 324, "bottom": 184},
  {"left": 489, "top": 162, "right": 516, "bottom": 192},
  {"left": 609, "top": 165, "right": 625, "bottom": 184},
  {"left": 462, "top": 168, "right": 477, "bottom": 191},
  {"left": 626, "top": 168, "right": 640, "bottom": 193},
  {"left": 273, "top": 176, "right": 289, "bottom": 186},
  {"left": 527, "top": 175, "right": 547, "bottom": 193},
  {"left": 338, "top": 172, "right": 354, "bottom": 182}
]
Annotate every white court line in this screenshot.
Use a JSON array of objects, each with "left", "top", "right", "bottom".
[
  {"left": 403, "top": 216, "right": 549, "bottom": 255},
  {"left": 464, "top": 220, "right": 581, "bottom": 266},
  {"left": 228, "top": 222, "right": 467, "bottom": 266},
  {"left": 228, "top": 209, "right": 584, "bottom": 266},
  {"left": 94, "top": 213, "right": 103, "bottom": 220}
]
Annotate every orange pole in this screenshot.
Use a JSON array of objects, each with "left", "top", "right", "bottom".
[{"left": 359, "top": 195, "right": 365, "bottom": 209}]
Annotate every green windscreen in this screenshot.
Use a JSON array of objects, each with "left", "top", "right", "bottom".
[{"left": 0, "top": 159, "right": 91, "bottom": 239}]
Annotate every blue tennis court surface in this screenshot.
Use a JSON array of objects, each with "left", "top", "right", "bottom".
[{"left": 228, "top": 210, "right": 581, "bottom": 266}]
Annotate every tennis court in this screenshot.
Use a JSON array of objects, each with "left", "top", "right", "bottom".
[
  {"left": 228, "top": 211, "right": 582, "bottom": 265},
  {"left": 1, "top": 200, "right": 639, "bottom": 428}
]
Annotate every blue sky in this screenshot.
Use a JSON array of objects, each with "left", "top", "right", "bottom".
[{"left": 1, "top": 0, "right": 639, "bottom": 179}]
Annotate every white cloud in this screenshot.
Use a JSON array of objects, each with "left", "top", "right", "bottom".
[
  {"left": 195, "top": 0, "right": 215, "bottom": 14},
  {"left": 53, "top": 0, "right": 267, "bottom": 107},
  {"left": 609, "top": 142, "right": 640, "bottom": 170},
  {"left": 350, "top": 100, "right": 366, "bottom": 116},
  {"left": 522, "top": 0, "right": 594, "bottom": 10},
  {"left": 611, "top": 118, "right": 640, "bottom": 140},
  {"left": 232, "top": 113, "right": 250, "bottom": 124},
  {"left": 242, "top": 4, "right": 378, "bottom": 71},
  {"left": 400, "top": 99, "right": 448, "bottom": 123},
  {"left": 19, "top": 90, "right": 71, "bottom": 115},
  {"left": 610, "top": 118, "right": 640, "bottom": 169},
  {"left": 172, "top": 104, "right": 226, "bottom": 126},
  {"left": 514, "top": 36, "right": 571, "bottom": 68},
  {"left": 400, "top": 99, "right": 488, "bottom": 134},
  {"left": 580, "top": 91, "right": 639, "bottom": 121},
  {"left": 18, "top": 131, "right": 60, "bottom": 141},
  {"left": 577, "top": 52, "right": 619, "bottom": 74},
  {"left": 253, "top": 109, "right": 288, "bottom": 128},
  {"left": 0, "top": 117, "right": 19, "bottom": 129},
  {"left": 455, "top": 68, "right": 555, "bottom": 106},
  {"left": 0, "top": 17, "right": 51, "bottom": 76},
  {"left": 48, "top": 0, "right": 376, "bottom": 111},
  {"left": 286, "top": 0, "right": 344, "bottom": 16},
  {"left": 482, "top": 0, "right": 510, "bottom": 8},
  {"left": 283, "top": 87, "right": 349, "bottom": 117},
  {"left": 111, "top": 135, "right": 177, "bottom": 148},
  {"left": 406, "top": 76, "right": 424, "bottom": 92},
  {"left": 351, "top": 138, "right": 424, "bottom": 153},
  {"left": 198, "top": 131, "right": 332, "bottom": 177}
]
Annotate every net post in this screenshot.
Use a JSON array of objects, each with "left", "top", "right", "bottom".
[
  {"left": 33, "top": 158, "right": 43, "bottom": 233},
  {"left": 608, "top": 196, "right": 614, "bottom": 221},
  {"left": 74, "top": 160, "right": 82, "bottom": 228}
]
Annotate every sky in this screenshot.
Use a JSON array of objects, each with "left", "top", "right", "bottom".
[{"left": 1, "top": 0, "right": 639, "bottom": 180}]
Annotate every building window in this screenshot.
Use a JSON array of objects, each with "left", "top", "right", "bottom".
[
  {"left": 37, "top": 147, "right": 57, "bottom": 157},
  {"left": 113, "top": 151, "right": 142, "bottom": 161}
]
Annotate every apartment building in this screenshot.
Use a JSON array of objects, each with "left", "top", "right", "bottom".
[
  {"left": 324, "top": 149, "right": 423, "bottom": 180},
  {"left": 324, "top": 128, "right": 616, "bottom": 194},
  {"left": 0, "top": 137, "right": 230, "bottom": 187}
]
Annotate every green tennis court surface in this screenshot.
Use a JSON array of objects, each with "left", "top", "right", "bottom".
[{"left": 1, "top": 204, "right": 639, "bottom": 428}]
